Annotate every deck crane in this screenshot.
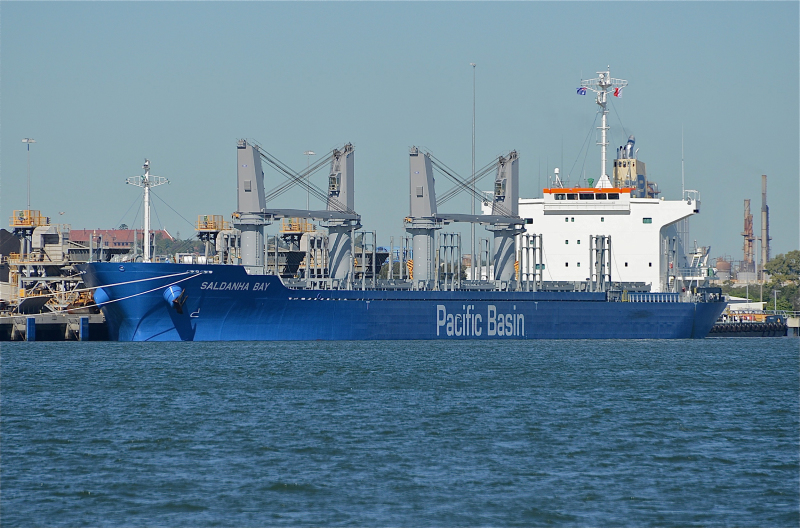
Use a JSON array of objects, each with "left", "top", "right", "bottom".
[
  {"left": 436, "top": 157, "right": 501, "bottom": 207},
  {"left": 427, "top": 152, "right": 515, "bottom": 219},
  {"left": 234, "top": 139, "right": 360, "bottom": 280},
  {"left": 405, "top": 148, "right": 526, "bottom": 285}
]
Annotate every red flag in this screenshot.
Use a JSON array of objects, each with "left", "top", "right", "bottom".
[{"left": 613, "top": 87, "right": 621, "bottom": 97}]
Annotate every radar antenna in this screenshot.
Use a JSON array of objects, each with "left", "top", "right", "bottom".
[
  {"left": 580, "top": 67, "right": 627, "bottom": 187},
  {"left": 126, "top": 159, "right": 169, "bottom": 262}
]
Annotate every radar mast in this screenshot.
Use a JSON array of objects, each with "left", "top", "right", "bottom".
[
  {"left": 126, "top": 159, "right": 169, "bottom": 262},
  {"left": 580, "top": 67, "right": 627, "bottom": 188}
]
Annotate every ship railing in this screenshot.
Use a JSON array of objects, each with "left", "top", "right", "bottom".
[
  {"left": 6, "top": 252, "right": 47, "bottom": 264},
  {"left": 281, "top": 218, "right": 314, "bottom": 234},
  {"left": 10, "top": 210, "right": 49, "bottom": 228},
  {"left": 196, "top": 215, "right": 228, "bottom": 232},
  {"left": 675, "top": 266, "right": 715, "bottom": 279},
  {"left": 765, "top": 309, "right": 800, "bottom": 318},
  {"left": 626, "top": 292, "right": 682, "bottom": 303}
]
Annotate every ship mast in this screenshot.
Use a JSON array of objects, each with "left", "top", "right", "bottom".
[
  {"left": 126, "top": 159, "right": 168, "bottom": 262},
  {"left": 580, "top": 67, "right": 627, "bottom": 187}
]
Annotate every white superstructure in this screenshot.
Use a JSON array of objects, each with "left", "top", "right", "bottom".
[
  {"left": 483, "top": 67, "right": 715, "bottom": 293},
  {"left": 515, "top": 188, "right": 699, "bottom": 292}
]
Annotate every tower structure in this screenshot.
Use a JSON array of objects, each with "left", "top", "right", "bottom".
[
  {"left": 741, "top": 199, "right": 755, "bottom": 273},
  {"left": 758, "top": 174, "right": 770, "bottom": 278},
  {"left": 580, "top": 68, "right": 628, "bottom": 188}
]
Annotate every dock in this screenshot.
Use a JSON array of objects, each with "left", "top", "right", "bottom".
[{"left": 0, "top": 313, "right": 107, "bottom": 341}]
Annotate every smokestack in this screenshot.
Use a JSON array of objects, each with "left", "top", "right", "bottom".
[
  {"left": 759, "top": 174, "right": 770, "bottom": 278},
  {"left": 742, "top": 199, "right": 754, "bottom": 273}
]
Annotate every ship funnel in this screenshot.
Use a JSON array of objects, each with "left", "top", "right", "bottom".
[{"left": 624, "top": 135, "right": 635, "bottom": 159}]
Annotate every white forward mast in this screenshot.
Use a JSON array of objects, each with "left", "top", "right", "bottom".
[
  {"left": 580, "top": 67, "right": 627, "bottom": 188},
  {"left": 126, "top": 159, "right": 168, "bottom": 262}
]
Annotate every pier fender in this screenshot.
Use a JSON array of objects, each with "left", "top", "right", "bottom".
[
  {"left": 94, "top": 287, "right": 110, "bottom": 307},
  {"left": 163, "top": 285, "right": 188, "bottom": 314}
]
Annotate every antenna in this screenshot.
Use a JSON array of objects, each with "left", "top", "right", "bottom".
[
  {"left": 681, "top": 125, "right": 685, "bottom": 197},
  {"left": 126, "top": 159, "right": 169, "bottom": 263},
  {"left": 580, "top": 67, "right": 627, "bottom": 187},
  {"left": 681, "top": 126, "right": 688, "bottom": 251}
]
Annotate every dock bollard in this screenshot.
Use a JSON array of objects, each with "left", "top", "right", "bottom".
[
  {"left": 79, "top": 316, "right": 90, "bottom": 341},
  {"left": 26, "top": 317, "right": 36, "bottom": 342}
]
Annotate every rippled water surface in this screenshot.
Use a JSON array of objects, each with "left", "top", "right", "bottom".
[{"left": 3, "top": 339, "right": 798, "bottom": 526}]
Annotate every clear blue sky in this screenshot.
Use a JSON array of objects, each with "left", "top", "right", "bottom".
[{"left": 2, "top": 1, "right": 798, "bottom": 260}]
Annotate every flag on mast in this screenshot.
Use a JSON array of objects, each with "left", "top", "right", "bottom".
[
  {"left": 613, "top": 87, "right": 621, "bottom": 97},
  {"left": 577, "top": 87, "right": 587, "bottom": 95}
]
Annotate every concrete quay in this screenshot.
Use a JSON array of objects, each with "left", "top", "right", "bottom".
[{"left": 1, "top": 313, "right": 108, "bottom": 341}]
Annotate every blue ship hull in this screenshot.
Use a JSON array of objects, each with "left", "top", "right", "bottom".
[{"left": 80, "top": 262, "right": 726, "bottom": 341}]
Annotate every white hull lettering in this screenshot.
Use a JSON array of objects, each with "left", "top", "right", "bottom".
[
  {"left": 437, "top": 304, "right": 523, "bottom": 337},
  {"left": 200, "top": 281, "right": 250, "bottom": 291}
]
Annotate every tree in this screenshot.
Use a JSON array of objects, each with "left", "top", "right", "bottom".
[
  {"left": 765, "top": 250, "right": 800, "bottom": 282},
  {"left": 764, "top": 250, "right": 800, "bottom": 311},
  {"left": 153, "top": 232, "right": 204, "bottom": 257},
  {"left": 379, "top": 261, "right": 405, "bottom": 279}
]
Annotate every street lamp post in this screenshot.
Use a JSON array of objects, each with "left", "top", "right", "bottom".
[
  {"left": 773, "top": 289, "right": 779, "bottom": 313},
  {"left": 22, "top": 138, "right": 36, "bottom": 210},
  {"left": 470, "top": 62, "right": 476, "bottom": 281},
  {"left": 303, "top": 150, "right": 316, "bottom": 211}
]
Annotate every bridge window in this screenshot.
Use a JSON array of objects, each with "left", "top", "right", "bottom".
[
  {"left": 577, "top": 262, "right": 581, "bottom": 267},
  {"left": 601, "top": 217, "right": 605, "bottom": 222},
  {"left": 565, "top": 217, "right": 569, "bottom": 222},
  {"left": 567, "top": 194, "right": 578, "bottom": 200},
  {"left": 577, "top": 240, "right": 581, "bottom": 244},
  {"left": 565, "top": 240, "right": 569, "bottom": 244},
  {"left": 571, "top": 217, "right": 575, "bottom": 222},
  {"left": 554, "top": 193, "right": 566, "bottom": 200},
  {"left": 643, "top": 218, "right": 653, "bottom": 224},
  {"left": 579, "top": 193, "right": 594, "bottom": 200},
  {"left": 595, "top": 193, "right": 607, "bottom": 200},
  {"left": 565, "top": 262, "right": 569, "bottom": 267},
  {"left": 625, "top": 262, "right": 628, "bottom": 267},
  {"left": 608, "top": 193, "right": 620, "bottom": 200}
]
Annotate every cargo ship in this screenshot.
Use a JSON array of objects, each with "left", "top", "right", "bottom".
[{"left": 79, "top": 68, "right": 727, "bottom": 341}]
